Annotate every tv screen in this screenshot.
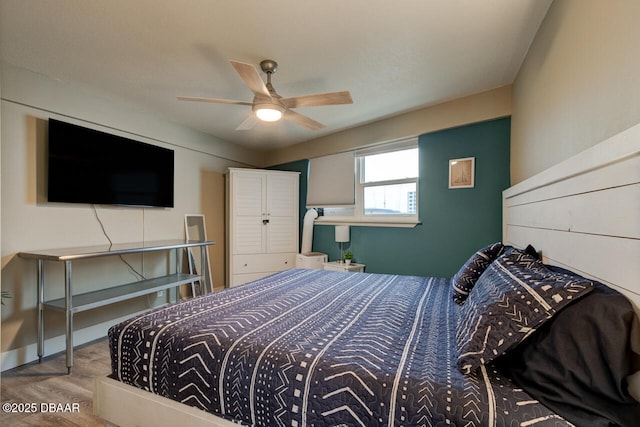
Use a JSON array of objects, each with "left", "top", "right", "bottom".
[{"left": 47, "top": 119, "right": 174, "bottom": 207}]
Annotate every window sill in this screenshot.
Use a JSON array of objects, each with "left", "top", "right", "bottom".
[{"left": 314, "top": 217, "right": 421, "bottom": 228}]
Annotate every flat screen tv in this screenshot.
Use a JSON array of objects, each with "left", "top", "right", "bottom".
[{"left": 47, "top": 119, "right": 174, "bottom": 207}]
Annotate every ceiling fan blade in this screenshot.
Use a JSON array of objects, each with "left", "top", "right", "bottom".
[
  {"left": 236, "top": 114, "right": 259, "bottom": 131},
  {"left": 177, "top": 96, "right": 252, "bottom": 106},
  {"left": 281, "top": 91, "right": 353, "bottom": 109},
  {"left": 229, "top": 60, "right": 271, "bottom": 98},
  {"left": 283, "top": 110, "right": 326, "bottom": 131}
]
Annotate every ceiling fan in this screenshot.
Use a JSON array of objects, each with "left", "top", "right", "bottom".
[{"left": 177, "top": 59, "right": 353, "bottom": 131}]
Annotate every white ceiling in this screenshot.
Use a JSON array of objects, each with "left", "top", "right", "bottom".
[{"left": 0, "top": 0, "right": 552, "bottom": 151}]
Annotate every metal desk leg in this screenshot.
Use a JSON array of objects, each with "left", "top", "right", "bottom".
[
  {"left": 181, "top": 248, "right": 196, "bottom": 297},
  {"left": 64, "top": 260, "right": 74, "bottom": 374},
  {"left": 200, "top": 245, "right": 211, "bottom": 293},
  {"left": 172, "top": 248, "right": 190, "bottom": 298},
  {"left": 176, "top": 247, "right": 180, "bottom": 275},
  {"left": 37, "top": 259, "right": 44, "bottom": 363}
]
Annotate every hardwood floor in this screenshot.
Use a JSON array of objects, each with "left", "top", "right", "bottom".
[{"left": 1, "top": 338, "right": 111, "bottom": 426}]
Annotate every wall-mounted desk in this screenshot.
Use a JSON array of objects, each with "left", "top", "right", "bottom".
[{"left": 19, "top": 239, "right": 216, "bottom": 374}]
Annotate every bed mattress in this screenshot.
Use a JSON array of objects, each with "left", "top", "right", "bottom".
[{"left": 109, "top": 268, "right": 571, "bottom": 426}]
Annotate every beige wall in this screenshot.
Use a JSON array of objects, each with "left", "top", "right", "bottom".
[
  {"left": 265, "top": 86, "right": 512, "bottom": 166},
  {"left": 200, "top": 170, "right": 226, "bottom": 291},
  {"left": 0, "top": 63, "right": 255, "bottom": 368},
  {"left": 511, "top": 0, "right": 640, "bottom": 184}
]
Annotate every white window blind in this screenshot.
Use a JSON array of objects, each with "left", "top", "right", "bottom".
[{"left": 306, "top": 151, "right": 355, "bottom": 207}]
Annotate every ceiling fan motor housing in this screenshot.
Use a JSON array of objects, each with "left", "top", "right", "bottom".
[{"left": 260, "top": 59, "right": 278, "bottom": 75}]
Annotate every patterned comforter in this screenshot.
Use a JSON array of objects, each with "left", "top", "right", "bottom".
[{"left": 109, "top": 268, "right": 571, "bottom": 426}]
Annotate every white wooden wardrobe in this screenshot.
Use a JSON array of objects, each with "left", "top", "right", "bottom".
[{"left": 225, "top": 168, "right": 300, "bottom": 287}]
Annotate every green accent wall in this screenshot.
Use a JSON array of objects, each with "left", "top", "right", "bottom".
[{"left": 276, "top": 117, "right": 510, "bottom": 278}]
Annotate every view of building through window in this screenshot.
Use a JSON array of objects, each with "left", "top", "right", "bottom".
[{"left": 364, "top": 184, "right": 416, "bottom": 214}]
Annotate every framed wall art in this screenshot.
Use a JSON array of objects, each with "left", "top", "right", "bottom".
[{"left": 449, "top": 157, "right": 475, "bottom": 189}]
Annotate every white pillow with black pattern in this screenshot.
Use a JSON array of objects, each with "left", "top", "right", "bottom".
[
  {"left": 455, "top": 248, "right": 595, "bottom": 375},
  {"left": 451, "top": 242, "right": 503, "bottom": 305}
]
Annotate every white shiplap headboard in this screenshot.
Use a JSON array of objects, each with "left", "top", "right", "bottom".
[
  {"left": 503, "top": 123, "right": 640, "bottom": 399},
  {"left": 503, "top": 123, "right": 640, "bottom": 312}
]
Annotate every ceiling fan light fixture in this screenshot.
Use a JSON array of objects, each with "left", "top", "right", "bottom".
[
  {"left": 256, "top": 106, "right": 282, "bottom": 122},
  {"left": 254, "top": 103, "right": 284, "bottom": 122}
]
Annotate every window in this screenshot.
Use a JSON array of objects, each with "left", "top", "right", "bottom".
[
  {"left": 318, "top": 138, "right": 419, "bottom": 227},
  {"left": 360, "top": 147, "right": 418, "bottom": 215}
]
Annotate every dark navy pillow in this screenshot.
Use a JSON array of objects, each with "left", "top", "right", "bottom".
[
  {"left": 452, "top": 242, "right": 503, "bottom": 305},
  {"left": 455, "top": 249, "right": 595, "bottom": 375},
  {"left": 496, "top": 279, "right": 640, "bottom": 426}
]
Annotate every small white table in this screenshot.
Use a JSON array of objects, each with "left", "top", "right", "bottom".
[{"left": 323, "top": 261, "right": 365, "bottom": 273}]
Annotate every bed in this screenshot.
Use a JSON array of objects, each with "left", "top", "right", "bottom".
[
  {"left": 95, "top": 123, "right": 640, "bottom": 426},
  {"left": 106, "top": 265, "right": 578, "bottom": 426}
]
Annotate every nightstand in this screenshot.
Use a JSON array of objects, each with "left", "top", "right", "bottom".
[{"left": 323, "top": 261, "right": 365, "bottom": 273}]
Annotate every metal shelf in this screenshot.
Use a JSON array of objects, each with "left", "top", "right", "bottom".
[
  {"left": 44, "top": 273, "right": 199, "bottom": 313},
  {"left": 19, "top": 240, "right": 215, "bottom": 373}
]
